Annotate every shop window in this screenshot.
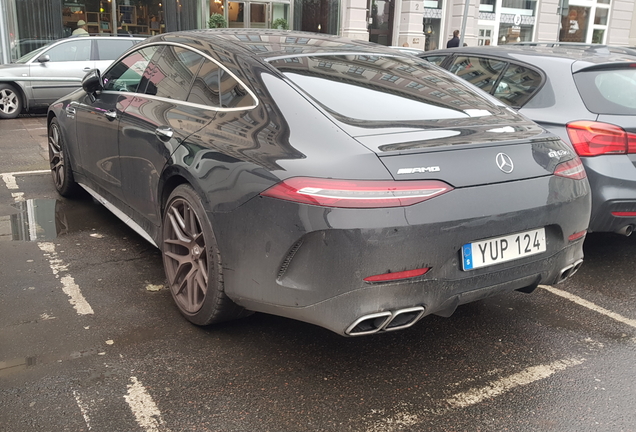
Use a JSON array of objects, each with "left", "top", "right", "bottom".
[
  {"left": 479, "top": 0, "right": 496, "bottom": 13},
  {"left": 559, "top": 6, "right": 590, "bottom": 43}
]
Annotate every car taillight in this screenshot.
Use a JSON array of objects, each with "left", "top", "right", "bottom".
[
  {"left": 566, "top": 121, "right": 636, "bottom": 156},
  {"left": 554, "top": 157, "right": 587, "bottom": 180},
  {"left": 260, "top": 178, "right": 453, "bottom": 208}
]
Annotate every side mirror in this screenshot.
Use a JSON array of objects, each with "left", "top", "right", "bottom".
[
  {"left": 82, "top": 69, "right": 103, "bottom": 95},
  {"left": 37, "top": 54, "right": 50, "bottom": 63}
]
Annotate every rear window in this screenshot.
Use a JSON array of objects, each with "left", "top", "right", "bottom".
[
  {"left": 268, "top": 54, "right": 501, "bottom": 122},
  {"left": 574, "top": 67, "right": 636, "bottom": 115}
]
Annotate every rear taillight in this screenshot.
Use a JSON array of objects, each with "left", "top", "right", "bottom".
[
  {"left": 260, "top": 178, "right": 453, "bottom": 208},
  {"left": 566, "top": 121, "right": 636, "bottom": 156},
  {"left": 554, "top": 157, "right": 587, "bottom": 180}
]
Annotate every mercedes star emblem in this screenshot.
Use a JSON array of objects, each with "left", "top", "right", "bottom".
[{"left": 496, "top": 152, "right": 514, "bottom": 174}]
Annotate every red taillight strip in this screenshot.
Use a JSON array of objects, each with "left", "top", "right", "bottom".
[
  {"left": 364, "top": 268, "right": 430, "bottom": 282},
  {"left": 566, "top": 121, "right": 636, "bottom": 156},
  {"left": 568, "top": 230, "right": 587, "bottom": 242},
  {"left": 554, "top": 158, "right": 587, "bottom": 180},
  {"left": 261, "top": 178, "right": 453, "bottom": 208},
  {"left": 612, "top": 211, "right": 636, "bottom": 217}
]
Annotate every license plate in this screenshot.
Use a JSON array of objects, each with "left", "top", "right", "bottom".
[{"left": 462, "top": 228, "right": 546, "bottom": 271}]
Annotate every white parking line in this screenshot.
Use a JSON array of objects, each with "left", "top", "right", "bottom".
[
  {"left": 1, "top": 170, "right": 50, "bottom": 190},
  {"left": 73, "top": 390, "right": 92, "bottom": 430},
  {"left": 363, "top": 357, "right": 585, "bottom": 431},
  {"left": 540, "top": 285, "right": 636, "bottom": 329},
  {"left": 124, "top": 376, "right": 170, "bottom": 432},
  {"left": 444, "top": 357, "right": 584, "bottom": 408},
  {"left": 37, "top": 242, "right": 94, "bottom": 315}
]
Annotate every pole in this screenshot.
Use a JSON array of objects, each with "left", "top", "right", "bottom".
[
  {"left": 112, "top": 0, "right": 118, "bottom": 36},
  {"left": 459, "top": 0, "right": 471, "bottom": 47}
]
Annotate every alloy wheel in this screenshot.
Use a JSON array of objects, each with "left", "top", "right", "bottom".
[
  {"left": 0, "top": 88, "right": 19, "bottom": 116},
  {"left": 48, "top": 123, "right": 66, "bottom": 190},
  {"left": 163, "top": 198, "right": 209, "bottom": 314}
]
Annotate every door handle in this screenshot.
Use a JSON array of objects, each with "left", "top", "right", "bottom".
[
  {"left": 83, "top": 67, "right": 91, "bottom": 71},
  {"left": 104, "top": 110, "right": 117, "bottom": 121},
  {"left": 155, "top": 126, "right": 174, "bottom": 140}
]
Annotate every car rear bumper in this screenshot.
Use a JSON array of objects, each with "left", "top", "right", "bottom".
[
  {"left": 211, "top": 175, "right": 590, "bottom": 336},
  {"left": 583, "top": 155, "right": 636, "bottom": 233}
]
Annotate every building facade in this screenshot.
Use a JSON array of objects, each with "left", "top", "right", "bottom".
[{"left": 1, "top": 0, "right": 634, "bottom": 64}]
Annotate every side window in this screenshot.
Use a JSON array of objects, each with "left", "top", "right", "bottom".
[
  {"left": 44, "top": 40, "right": 91, "bottom": 62},
  {"left": 449, "top": 56, "right": 507, "bottom": 93},
  {"left": 421, "top": 55, "right": 446, "bottom": 66},
  {"left": 102, "top": 46, "right": 161, "bottom": 93},
  {"left": 219, "top": 69, "right": 252, "bottom": 108},
  {"left": 187, "top": 60, "right": 221, "bottom": 106},
  {"left": 140, "top": 46, "right": 204, "bottom": 100},
  {"left": 493, "top": 64, "right": 543, "bottom": 108},
  {"left": 95, "top": 39, "right": 135, "bottom": 61}
]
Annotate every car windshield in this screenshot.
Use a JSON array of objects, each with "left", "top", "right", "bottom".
[
  {"left": 15, "top": 43, "right": 52, "bottom": 63},
  {"left": 574, "top": 66, "right": 636, "bottom": 115},
  {"left": 269, "top": 54, "right": 501, "bottom": 122}
]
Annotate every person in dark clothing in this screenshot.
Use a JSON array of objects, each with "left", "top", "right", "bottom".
[{"left": 447, "top": 30, "right": 460, "bottom": 48}]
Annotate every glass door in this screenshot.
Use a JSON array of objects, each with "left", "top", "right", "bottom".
[
  {"left": 228, "top": 2, "right": 246, "bottom": 28},
  {"left": 250, "top": 3, "right": 268, "bottom": 28}
]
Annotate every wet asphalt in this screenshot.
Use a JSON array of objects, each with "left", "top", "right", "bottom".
[{"left": 0, "top": 115, "right": 635, "bottom": 432}]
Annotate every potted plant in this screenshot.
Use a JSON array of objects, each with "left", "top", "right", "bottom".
[
  {"left": 208, "top": 13, "right": 227, "bottom": 29},
  {"left": 271, "top": 18, "right": 289, "bottom": 30}
]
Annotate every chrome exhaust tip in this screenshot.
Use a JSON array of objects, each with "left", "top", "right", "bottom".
[
  {"left": 557, "top": 259, "right": 584, "bottom": 284},
  {"left": 346, "top": 307, "right": 426, "bottom": 336},
  {"left": 346, "top": 312, "right": 392, "bottom": 336},
  {"left": 384, "top": 306, "right": 426, "bottom": 332},
  {"left": 568, "top": 259, "right": 584, "bottom": 278},
  {"left": 615, "top": 225, "right": 634, "bottom": 237}
]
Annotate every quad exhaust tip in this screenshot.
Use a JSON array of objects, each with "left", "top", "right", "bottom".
[
  {"left": 557, "top": 259, "right": 584, "bottom": 284},
  {"left": 346, "top": 306, "right": 426, "bottom": 336}
]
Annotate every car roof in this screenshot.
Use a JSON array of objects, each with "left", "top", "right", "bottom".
[
  {"left": 422, "top": 45, "right": 636, "bottom": 70},
  {"left": 152, "top": 29, "right": 410, "bottom": 60}
]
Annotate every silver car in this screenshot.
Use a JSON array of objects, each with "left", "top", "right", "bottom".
[{"left": 0, "top": 36, "right": 142, "bottom": 119}]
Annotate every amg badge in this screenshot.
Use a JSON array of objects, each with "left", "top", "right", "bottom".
[{"left": 397, "top": 166, "right": 441, "bottom": 175}]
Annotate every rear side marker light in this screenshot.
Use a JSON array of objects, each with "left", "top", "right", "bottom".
[
  {"left": 261, "top": 178, "right": 453, "bottom": 208},
  {"left": 612, "top": 211, "right": 636, "bottom": 217},
  {"left": 364, "top": 268, "right": 430, "bottom": 283},
  {"left": 554, "top": 158, "right": 587, "bottom": 180},
  {"left": 568, "top": 230, "right": 587, "bottom": 242},
  {"left": 566, "top": 121, "right": 636, "bottom": 156}
]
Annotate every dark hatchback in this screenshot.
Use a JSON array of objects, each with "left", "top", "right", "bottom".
[
  {"left": 48, "top": 30, "right": 590, "bottom": 336},
  {"left": 418, "top": 45, "right": 636, "bottom": 235}
]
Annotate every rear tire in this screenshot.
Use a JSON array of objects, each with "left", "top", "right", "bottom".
[
  {"left": 0, "top": 83, "right": 22, "bottom": 119},
  {"left": 48, "top": 118, "right": 79, "bottom": 197},
  {"left": 162, "top": 184, "right": 249, "bottom": 325}
]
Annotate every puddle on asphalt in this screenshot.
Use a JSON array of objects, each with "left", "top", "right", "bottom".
[{"left": 0, "top": 198, "right": 117, "bottom": 242}]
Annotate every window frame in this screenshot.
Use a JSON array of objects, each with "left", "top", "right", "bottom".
[{"left": 99, "top": 41, "right": 259, "bottom": 112}]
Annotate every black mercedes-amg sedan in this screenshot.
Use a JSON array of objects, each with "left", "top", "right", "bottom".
[{"left": 47, "top": 30, "right": 591, "bottom": 336}]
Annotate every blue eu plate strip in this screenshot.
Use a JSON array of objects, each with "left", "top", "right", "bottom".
[{"left": 462, "top": 244, "right": 473, "bottom": 270}]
